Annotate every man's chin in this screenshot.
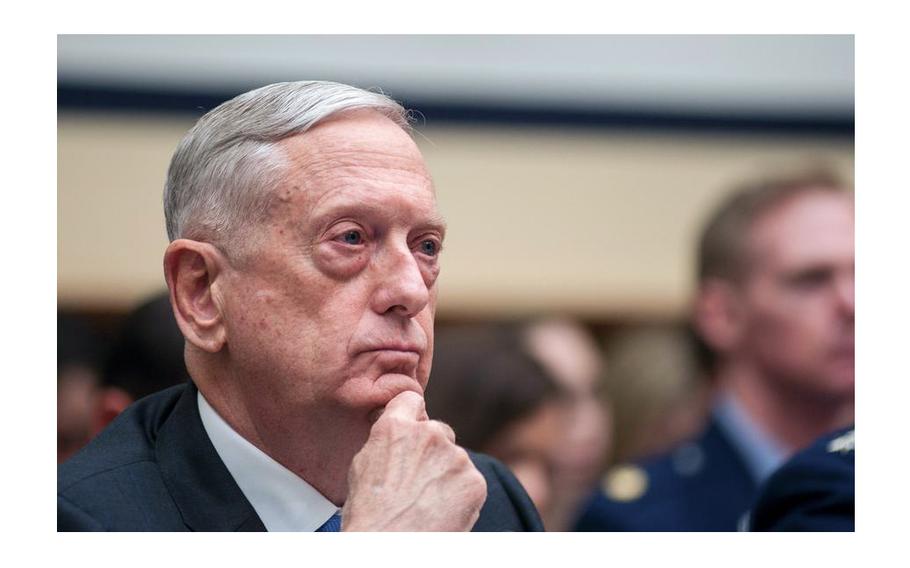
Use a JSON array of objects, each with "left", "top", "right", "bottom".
[
  {"left": 334, "top": 371, "right": 426, "bottom": 419},
  {"left": 371, "top": 371, "right": 425, "bottom": 401}
]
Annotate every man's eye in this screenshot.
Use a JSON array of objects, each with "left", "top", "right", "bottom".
[
  {"left": 419, "top": 239, "right": 439, "bottom": 256},
  {"left": 341, "top": 230, "right": 364, "bottom": 245},
  {"left": 788, "top": 268, "right": 831, "bottom": 289}
]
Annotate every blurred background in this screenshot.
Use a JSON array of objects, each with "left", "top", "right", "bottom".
[{"left": 57, "top": 35, "right": 853, "bottom": 530}]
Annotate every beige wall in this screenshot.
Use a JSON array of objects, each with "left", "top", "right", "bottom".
[{"left": 58, "top": 112, "right": 853, "bottom": 319}]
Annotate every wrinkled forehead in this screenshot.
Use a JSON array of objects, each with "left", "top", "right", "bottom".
[
  {"left": 279, "top": 109, "right": 431, "bottom": 183},
  {"left": 259, "top": 110, "right": 439, "bottom": 230}
]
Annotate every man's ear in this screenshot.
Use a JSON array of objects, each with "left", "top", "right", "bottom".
[
  {"left": 692, "top": 278, "right": 745, "bottom": 356},
  {"left": 163, "top": 239, "right": 228, "bottom": 353}
]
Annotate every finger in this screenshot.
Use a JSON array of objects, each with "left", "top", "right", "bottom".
[
  {"left": 428, "top": 420, "right": 456, "bottom": 444},
  {"left": 379, "top": 390, "right": 428, "bottom": 422}
]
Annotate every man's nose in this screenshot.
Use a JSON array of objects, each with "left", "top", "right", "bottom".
[{"left": 370, "top": 244, "right": 430, "bottom": 318}]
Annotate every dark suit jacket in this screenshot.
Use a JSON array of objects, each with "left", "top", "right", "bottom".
[
  {"left": 58, "top": 382, "right": 544, "bottom": 531},
  {"left": 749, "top": 426, "right": 854, "bottom": 531},
  {"left": 574, "top": 417, "right": 757, "bottom": 531}
]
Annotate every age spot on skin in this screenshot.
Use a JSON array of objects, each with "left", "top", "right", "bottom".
[{"left": 278, "top": 187, "right": 297, "bottom": 203}]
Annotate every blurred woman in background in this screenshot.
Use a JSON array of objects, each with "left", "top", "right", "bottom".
[
  {"left": 427, "top": 321, "right": 613, "bottom": 531},
  {"left": 426, "top": 324, "right": 566, "bottom": 525}
]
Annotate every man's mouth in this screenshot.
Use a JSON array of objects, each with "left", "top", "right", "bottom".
[
  {"left": 362, "top": 349, "right": 420, "bottom": 363},
  {"left": 360, "top": 342, "right": 423, "bottom": 354}
]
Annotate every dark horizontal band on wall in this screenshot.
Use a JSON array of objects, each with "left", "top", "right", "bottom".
[{"left": 57, "top": 83, "right": 854, "bottom": 138}]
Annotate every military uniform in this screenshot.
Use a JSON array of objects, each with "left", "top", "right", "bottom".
[
  {"left": 748, "top": 426, "right": 854, "bottom": 531},
  {"left": 574, "top": 417, "right": 758, "bottom": 531}
]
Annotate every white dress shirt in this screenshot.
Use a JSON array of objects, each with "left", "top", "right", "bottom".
[{"left": 197, "top": 392, "right": 340, "bottom": 531}]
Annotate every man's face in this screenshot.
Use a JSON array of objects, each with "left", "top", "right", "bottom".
[
  {"left": 736, "top": 189, "right": 854, "bottom": 400},
  {"left": 218, "top": 110, "right": 444, "bottom": 427}
]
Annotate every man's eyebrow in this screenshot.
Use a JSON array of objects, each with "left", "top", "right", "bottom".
[
  {"left": 424, "top": 214, "right": 448, "bottom": 237},
  {"left": 309, "top": 202, "right": 447, "bottom": 235}
]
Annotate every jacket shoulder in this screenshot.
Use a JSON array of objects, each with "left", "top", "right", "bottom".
[
  {"left": 57, "top": 384, "right": 188, "bottom": 531},
  {"left": 574, "top": 451, "right": 681, "bottom": 531},
  {"left": 750, "top": 427, "right": 854, "bottom": 531},
  {"left": 469, "top": 451, "right": 544, "bottom": 532},
  {"left": 575, "top": 421, "right": 756, "bottom": 531}
]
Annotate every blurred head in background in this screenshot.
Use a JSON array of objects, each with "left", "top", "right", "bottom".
[
  {"left": 58, "top": 315, "right": 105, "bottom": 463},
  {"left": 604, "top": 324, "right": 710, "bottom": 463},
  {"left": 94, "top": 291, "right": 191, "bottom": 434},
  {"left": 522, "top": 318, "right": 612, "bottom": 530},
  {"left": 693, "top": 169, "right": 854, "bottom": 449},
  {"left": 426, "top": 324, "right": 566, "bottom": 521}
]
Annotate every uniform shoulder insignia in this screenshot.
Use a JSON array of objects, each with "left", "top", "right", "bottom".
[
  {"left": 603, "top": 464, "right": 649, "bottom": 502},
  {"left": 827, "top": 429, "right": 855, "bottom": 455}
]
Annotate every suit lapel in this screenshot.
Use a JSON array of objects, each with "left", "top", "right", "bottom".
[{"left": 156, "top": 382, "right": 266, "bottom": 531}]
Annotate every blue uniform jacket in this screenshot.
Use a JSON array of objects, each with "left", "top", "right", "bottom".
[{"left": 575, "top": 418, "right": 758, "bottom": 531}]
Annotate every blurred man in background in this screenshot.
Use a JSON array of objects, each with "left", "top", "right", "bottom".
[
  {"left": 576, "top": 169, "right": 854, "bottom": 531},
  {"left": 92, "top": 292, "right": 190, "bottom": 434},
  {"left": 57, "top": 315, "right": 105, "bottom": 463}
]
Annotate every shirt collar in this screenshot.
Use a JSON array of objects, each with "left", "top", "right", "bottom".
[
  {"left": 713, "top": 392, "right": 788, "bottom": 483},
  {"left": 197, "top": 391, "right": 339, "bottom": 531}
]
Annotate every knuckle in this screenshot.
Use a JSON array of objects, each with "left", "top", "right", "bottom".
[
  {"left": 454, "top": 446, "right": 472, "bottom": 467},
  {"left": 467, "top": 470, "right": 488, "bottom": 503},
  {"left": 379, "top": 415, "right": 408, "bottom": 434},
  {"left": 427, "top": 420, "right": 453, "bottom": 443},
  {"left": 384, "top": 415, "right": 404, "bottom": 429},
  {"left": 440, "top": 421, "right": 457, "bottom": 442}
]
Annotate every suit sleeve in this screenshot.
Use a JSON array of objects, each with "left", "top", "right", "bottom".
[
  {"left": 469, "top": 451, "right": 545, "bottom": 531},
  {"left": 487, "top": 457, "right": 545, "bottom": 531}
]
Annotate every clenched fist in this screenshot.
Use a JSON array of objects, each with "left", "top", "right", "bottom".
[{"left": 341, "top": 391, "right": 487, "bottom": 531}]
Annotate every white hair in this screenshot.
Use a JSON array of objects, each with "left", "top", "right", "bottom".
[{"left": 163, "top": 80, "right": 411, "bottom": 245}]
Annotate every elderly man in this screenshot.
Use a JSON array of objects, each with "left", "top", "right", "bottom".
[
  {"left": 576, "top": 170, "right": 854, "bottom": 531},
  {"left": 57, "top": 81, "right": 542, "bottom": 532}
]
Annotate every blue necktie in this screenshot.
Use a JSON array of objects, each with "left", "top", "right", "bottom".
[{"left": 316, "top": 512, "right": 342, "bottom": 532}]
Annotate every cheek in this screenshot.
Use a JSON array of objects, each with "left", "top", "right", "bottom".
[
  {"left": 748, "top": 286, "right": 805, "bottom": 339},
  {"left": 227, "top": 274, "right": 351, "bottom": 372},
  {"left": 755, "top": 299, "right": 826, "bottom": 349},
  {"left": 417, "top": 311, "right": 436, "bottom": 379},
  {"left": 420, "top": 261, "right": 441, "bottom": 288},
  {"left": 746, "top": 303, "right": 832, "bottom": 376},
  {"left": 569, "top": 402, "right": 610, "bottom": 444},
  {"left": 410, "top": 285, "right": 437, "bottom": 373}
]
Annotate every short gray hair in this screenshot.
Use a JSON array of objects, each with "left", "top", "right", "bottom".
[{"left": 163, "top": 80, "right": 411, "bottom": 244}]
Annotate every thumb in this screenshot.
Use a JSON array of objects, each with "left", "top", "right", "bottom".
[{"left": 376, "top": 390, "right": 428, "bottom": 423}]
